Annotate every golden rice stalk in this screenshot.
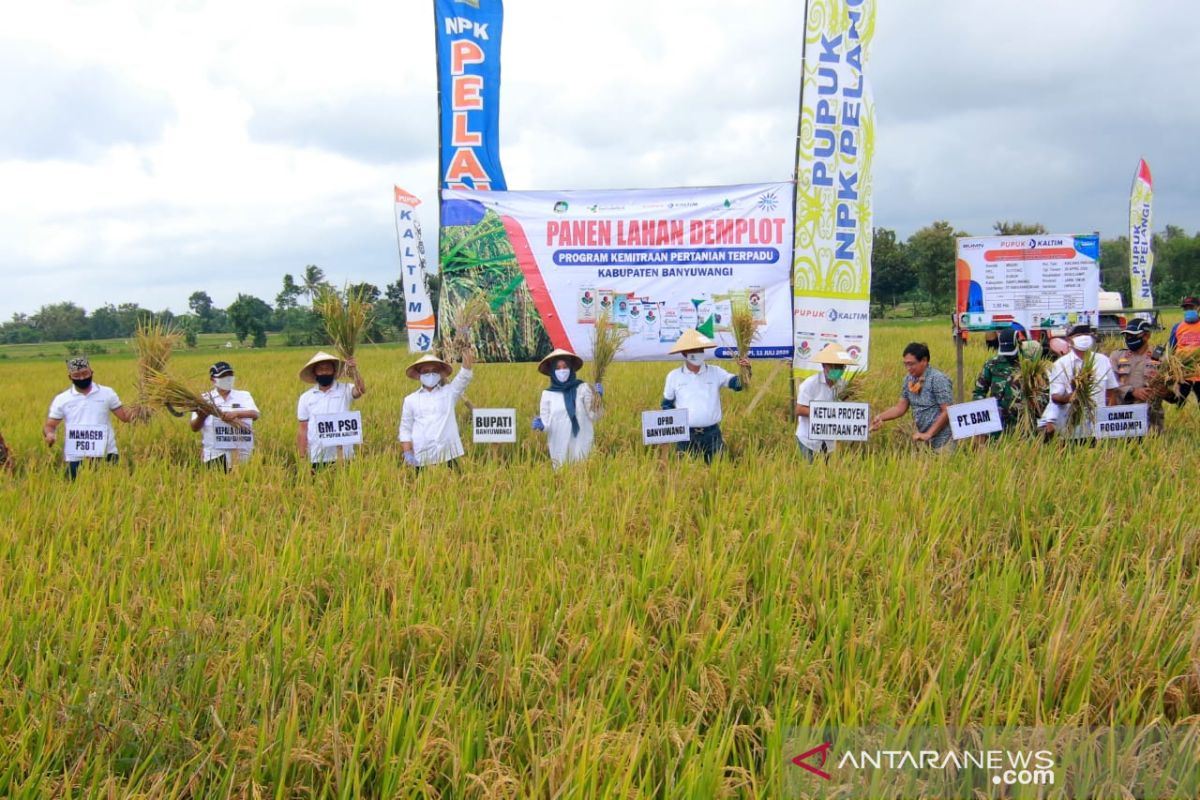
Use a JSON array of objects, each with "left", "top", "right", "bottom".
[
  {"left": 133, "top": 317, "right": 183, "bottom": 417},
  {"left": 142, "top": 369, "right": 247, "bottom": 429},
  {"left": 835, "top": 369, "right": 864, "bottom": 402},
  {"left": 1065, "top": 351, "right": 1099, "bottom": 432},
  {"left": 1016, "top": 353, "right": 1050, "bottom": 435},
  {"left": 1149, "top": 348, "right": 1200, "bottom": 400},
  {"left": 589, "top": 310, "right": 630, "bottom": 411},
  {"left": 730, "top": 302, "right": 758, "bottom": 388},
  {"left": 313, "top": 285, "right": 374, "bottom": 362},
  {"left": 445, "top": 294, "right": 494, "bottom": 361}
]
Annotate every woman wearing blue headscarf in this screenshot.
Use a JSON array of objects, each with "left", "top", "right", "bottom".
[{"left": 531, "top": 348, "right": 601, "bottom": 468}]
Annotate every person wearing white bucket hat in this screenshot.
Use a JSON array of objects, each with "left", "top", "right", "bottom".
[
  {"left": 661, "top": 328, "right": 751, "bottom": 463},
  {"left": 399, "top": 347, "right": 474, "bottom": 469},
  {"left": 296, "top": 351, "right": 366, "bottom": 470},
  {"left": 531, "top": 348, "right": 598, "bottom": 468},
  {"left": 795, "top": 343, "right": 855, "bottom": 462}
]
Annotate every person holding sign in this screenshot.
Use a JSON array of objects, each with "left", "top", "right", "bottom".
[
  {"left": 870, "top": 343, "right": 954, "bottom": 451},
  {"left": 296, "top": 351, "right": 366, "bottom": 471},
  {"left": 1037, "top": 324, "right": 1118, "bottom": 438},
  {"left": 43, "top": 356, "right": 136, "bottom": 479},
  {"left": 399, "top": 349, "right": 474, "bottom": 469},
  {"left": 189, "top": 361, "right": 260, "bottom": 471},
  {"left": 661, "top": 328, "right": 751, "bottom": 463},
  {"left": 795, "top": 343, "right": 855, "bottom": 462},
  {"left": 531, "top": 348, "right": 600, "bottom": 468},
  {"left": 971, "top": 328, "right": 1022, "bottom": 434},
  {"left": 1110, "top": 318, "right": 1164, "bottom": 432}
]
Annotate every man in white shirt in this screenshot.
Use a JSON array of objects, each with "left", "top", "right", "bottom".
[
  {"left": 399, "top": 349, "right": 474, "bottom": 469},
  {"left": 1038, "top": 323, "right": 1118, "bottom": 439},
  {"left": 296, "top": 351, "right": 367, "bottom": 471},
  {"left": 661, "top": 328, "right": 750, "bottom": 463},
  {"left": 43, "top": 356, "right": 135, "bottom": 479},
  {"left": 795, "top": 343, "right": 855, "bottom": 462},
  {"left": 190, "top": 361, "right": 260, "bottom": 472}
]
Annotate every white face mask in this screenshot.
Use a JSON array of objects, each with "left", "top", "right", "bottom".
[
  {"left": 554, "top": 368, "right": 571, "bottom": 383},
  {"left": 1072, "top": 335, "right": 1095, "bottom": 352},
  {"left": 420, "top": 372, "right": 442, "bottom": 388},
  {"left": 684, "top": 352, "right": 707, "bottom": 366},
  {"left": 214, "top": 376, "right": 235, "bottom": 391}
]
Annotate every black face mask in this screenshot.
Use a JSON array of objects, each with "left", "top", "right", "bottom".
[
  {"left": 1124, "top": 337, "right": 1146, "bottom": 351},
  {"left": 72, "top": 377, "right": 93, "bottom": 390},
  {"left": 315, "top": 373, "right": 335, "bottom": 387}
]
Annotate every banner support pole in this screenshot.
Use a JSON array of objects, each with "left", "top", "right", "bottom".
[
  {"left": 788, "top": 0, "right": 811, "bottom": 419},
  {"left": 432, "top": 0, "right": 445, "bottom": 353}
]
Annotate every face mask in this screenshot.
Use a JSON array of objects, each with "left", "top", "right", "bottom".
[
  {"left": 1185, "top": 310, "right": 1199, "bottom": 324},
  {"left": 420, "top": 372, "right": 442, "bottom": 388},
  {"left": 215, "top": 376, "right": 235, "bottom": 391},
  {"left": 71, "top": 377, "right": 92, "bottom": 390},
  {"left": 1072, "top": 335, "right": 1095, "bottom": 352},
  {"left": 827, "top": 367, "right": 845, "bottom": 382},
  {"left": 1124, "top": 337, "right": 1145, "bottom": 352},
  {"left": 684, "top": 352, "right": 706, "bottom": 366},
  {"left": 554, "top": 368, "right": 571, "bottom": 383},
  {"left": 315, "top": 373, "right": 335, "bottom": 387}
]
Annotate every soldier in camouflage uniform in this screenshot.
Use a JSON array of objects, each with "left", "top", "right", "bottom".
[
  {"left": 972, "top": 327, "right": 1021, "bottom": 432},
  {"left": 1109, "top": 318, "right": 1164, "bottom": 432}
]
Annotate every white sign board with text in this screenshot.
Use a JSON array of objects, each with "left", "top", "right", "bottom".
[
  {"left": 212, "top": 422, "right": 254, "bottom": 450},
  {"left": 313, "top": 411, "right": 363, "bottom": 447},
  {"left": 64, "top": 425, "right": 109, "bottom": 459},
  {"left": 948, "top": 398, "right": 1004, "bottom": 439},
  {"left": 642, "top": 409, "right": 690, "bottom": 445},
  {"left": 473, "top": 408, "right": 517, "bottom": 443},
  {"left": 808, "top": 402, "right": 870, "bottom": 441},
  {"left": 1095, "top": 404, "right": 1148, "bottom": 439}
]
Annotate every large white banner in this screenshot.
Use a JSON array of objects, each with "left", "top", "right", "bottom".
[
  {"left": 955, "top": 234, "right": 1101, "bottom": 334},
  {"left": 440, "top": 183, "right": 794, "bottom": 361},
  {"left": 394, "top": 186, "right": 435, "bottom": 353},
  {"left": 793, "top": 0, "right": 876, "bottom": 378}
]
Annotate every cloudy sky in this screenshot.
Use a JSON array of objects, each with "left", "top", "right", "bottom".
[{"left": 2, "top": 0, "right": 1197, "bottom": 319}]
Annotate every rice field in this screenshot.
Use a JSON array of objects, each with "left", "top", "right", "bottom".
[{"left": 0, "top": 318, "right": 1197, "bottom": 798}]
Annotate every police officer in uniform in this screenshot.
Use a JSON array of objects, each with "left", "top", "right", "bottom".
[{"left": 1110, "top": 318, "right": 1163, "bottom": 431}]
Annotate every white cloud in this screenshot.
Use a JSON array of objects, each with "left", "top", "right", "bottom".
[{"left": 0, "top": 0, "right": 1198, "bottom": 318}]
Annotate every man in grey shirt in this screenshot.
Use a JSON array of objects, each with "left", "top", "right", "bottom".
[{"left": 870, "top": 342, "right": 954, "bottom": 450}]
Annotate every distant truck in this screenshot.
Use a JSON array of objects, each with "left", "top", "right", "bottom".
[{"left": 1097, "top": 291, "right": 1127, "bottom": 336}]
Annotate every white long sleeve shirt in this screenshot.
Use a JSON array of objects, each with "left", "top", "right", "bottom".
[
  {"left": 539, "top": 383, "right": 597, "bottom": 468},
  {"left": 399, "top": 368, "right": 473, "bottom": 466},
  {"left": 1038, "top": 351, "right": 1118, "bottom": 435},
  {"left": 794, "top": 373, "right": 840, "bottom": 453}
]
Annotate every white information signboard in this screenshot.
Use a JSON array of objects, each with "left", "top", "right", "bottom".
[
  {"left": 1095, "top": 404, "right": 1149, "bottom": 439},
  {"left": 807, "top": 402, "right": 870, "bottom": 441},
  {"left": 212, "top": 422, "right": 254, "bottom": 450},
  {"left": 642, "top": 409, "right": 690, "bottom": 445},
  {"left": 948, "top": 398, "right": 1004, "bottom": 439},
  {"left": 64, "top": 425, "right": 109, "bottom": 459},
  {"left": 473, "top": 409, "right": 517, "bottom": 443},
  {"left": 313, "top": 411, "right": 363, "bottom": 447}
]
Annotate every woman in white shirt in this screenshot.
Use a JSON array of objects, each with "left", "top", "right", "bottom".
[
  {"left": 531, "top": 348, "right": 600, "bottom": 468},
  {"left": 399, "top": 349, "right": 474, "bottom": 469}
]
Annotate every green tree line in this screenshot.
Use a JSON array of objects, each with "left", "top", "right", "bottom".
[{"left": 0, "top": 265, "right": 414, "bottom": 347}]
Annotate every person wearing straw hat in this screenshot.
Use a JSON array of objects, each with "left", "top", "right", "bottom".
[
  {"left": 190, "top": 361, "right": 260, "bottom": 471},
  {"left": 296, "top": 351, "right": 366, "bottom": 469},
  {"left": 531, "top": 347, "right": 600, "bottom": 468},
  {"left": 661, "top": 328, "right": 751, "bottom": 463},
  {"left": 795, "top": 343, "right": 855, "bottom": 462},
  {"left": 399, "top": 348, "right": 474, "bottom": 469},
  {"left": 44, "top": 355, "right": 136, "bottom": 479}
]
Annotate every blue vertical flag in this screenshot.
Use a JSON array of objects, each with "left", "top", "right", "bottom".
[{"left": 435, "top": 0, "right": 507, "bottom": 190}]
